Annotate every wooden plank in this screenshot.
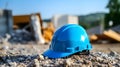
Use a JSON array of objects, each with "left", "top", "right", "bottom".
[
  {"left": 103, "top": 30, "right": 120, "bottom": 42},
  {"left": 89, "top": 34, "right": 98, "bottom": 41}
]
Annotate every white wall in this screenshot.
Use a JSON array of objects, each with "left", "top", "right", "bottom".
[
  {"left": 52, "top": 15, "right": 78, "bottom": 30},
  {"left": 68, "top": 15, "right": 78, "bottom": 24}
]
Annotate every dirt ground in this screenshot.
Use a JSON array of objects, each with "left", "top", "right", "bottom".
[
  {"left": 0, "top": 43, "right": 120, "bottom": 66},
  {"left": 6, "top": 43, "right": 119, "bottom": 54},
  {"left": 3, "top": 43, "right": 119, "bottom": 55},
  {"left": 92, "top": 43, "right": 120, "bottom": 54}
]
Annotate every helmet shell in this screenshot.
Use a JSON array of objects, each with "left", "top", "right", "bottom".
[{"left": 43, "top": 24, "right": 92, "bottom": 58}]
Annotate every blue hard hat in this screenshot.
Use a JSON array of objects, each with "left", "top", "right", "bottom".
[{"left": 43, "top": 24, "right": 92, "bottom": 58}]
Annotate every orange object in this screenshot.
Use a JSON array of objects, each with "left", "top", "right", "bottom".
[{"left": 43, "top": 23, "right": 55, "bottom": 43}]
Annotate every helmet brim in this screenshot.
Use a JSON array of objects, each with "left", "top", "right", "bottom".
[{"left": 43, "top": 49, "right": 73, "bottom": 59}]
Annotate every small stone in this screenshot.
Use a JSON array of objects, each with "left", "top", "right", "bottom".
[
  {"left": 57, "top": 59, "right": 64, "bottom": 64},
  {"left": 109, "top": 51, "right": 117, "bottom": 56},
  {"left": 44, "top": 60, "right": 49, "bottom": 64},
  {"left": 81, "top": 64, "right": 86, "bottom": 67},
  {"left": 38, "top": 54, "right": 44, "bottom": 60},
  {"left": 96, "top": 57, "right": 103, "bottom": 62},
  {"left": 9, "top": 62, "right": 17, "bottom": 67},
  {"left": 0, "top": 45, "right": 9, "bottom": 51},
  {"left": 65, "top": 58, "right": 73, "bottom": 66},
  {"left": 26, "top": 56, "right": 31, "bottom": 60},
  {"left": 17, "top": 63, "right": 26, "bottom": 67},
  {"left": 112, "top": 61, "right": 116, "bottom": 65},
  {"left": 34, "top": 59, "right": 39, "bottom": 62},
  {"left": 0, "top": 64, "right": 6, "bottom": 67},
  {"left": 108, "top": 63, "right": 113, "bottom": 67},
  {"left": 18, "top": 57, "right": 25, "bottom": 62},
  {"left": 34, "top": 59, "right": 40, "bottom": 67},
  {"left": 102, "top": 53, "right": 108, "bottom": 59},
  {"left": 96, "top": 62, "right": 102, "bottom": 67},
  {"left": 103, "top": 60, "right": 109, "bottom": 63},
  {"left": 7, "top": 59, "right": 12, "bottom": 63},
  {"left": 83, "top": 60, "right": 90, "bottom": 64},
  {"left": 117, "top": 64, "right": 120, "bottom": 66},
  {"left": 44, "top": 56, "right": 48, "bottom": 59},
  {"left": 88, "top": 62, "right": 92, "bottom": 67},
  {"left": 116, "top": 57, "right": 120, "bottom": 61}
]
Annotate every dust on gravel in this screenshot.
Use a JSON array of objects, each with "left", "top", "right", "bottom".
[{"left": 0, "top": 43, "right": 120, "bottom": 67}]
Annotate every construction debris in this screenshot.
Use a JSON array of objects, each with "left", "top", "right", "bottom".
[
  {"left": 13, "top": 13, "right": 43, "bottom": 31},
  {"left": 13, "top": 13, "right": 45, "bottom": 44},
  {"left": 0, "top": 9, "right": 13, "bottom": 36},
  {"left": 103, "top": 30, "right": 120, "bottom": 42},
  {"left": 89, "top": 34, "right": 98, "bottom": 42},
  {"left": 0, "top": 41, "right": 119, "bottom": 67},
  {"left": 30, "top": 14, "right": 45, "bottom": 44},
  {"left": 89, "top": 29, "right": 120, "bottom": 43},
  {"left": 9, "top": 29, "right": 33, "bottom": 43},
  {"left": 0, "top": 49, "right": 120, "bottom": 66},
  {"left": 43, "top": 23, "right": 55, "bottom": 43}
]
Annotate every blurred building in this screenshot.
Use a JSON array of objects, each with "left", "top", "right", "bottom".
[
  {"left": 13, "top": 13, "right": 43, "bottom": 32},
  {"left": 87, "top": 25, "right": 101, "bottom": 35},
  {"left": 0, "top": 9, "right": 13, "bottom": 36},
  {"left": 52, "top": 15, "right": 78, "bottom": 30}
]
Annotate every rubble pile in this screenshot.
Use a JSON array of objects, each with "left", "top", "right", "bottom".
[
  {"left": 36, "top": 52, "right": 120, "bottom": 67},
  {"left": 9, "top": 29, "right": 33, "bottom": 43},
  {"left": 0, "top": 44, "right": 119, "bottom": 67}
]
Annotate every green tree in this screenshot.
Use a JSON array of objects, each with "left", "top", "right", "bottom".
[{"left": 105, "top": 0, "right": 120, "bottom": 29}]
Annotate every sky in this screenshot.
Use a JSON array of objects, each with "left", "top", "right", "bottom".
[{"left": 0, "top": 0, "right": 109, "bottom": 19}]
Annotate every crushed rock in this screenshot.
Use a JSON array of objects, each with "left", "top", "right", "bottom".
[
  {"left": 0, "top": 43, "right": 119, "bottom": 67},
  {"left": 0, "top": 51, "right": 120, "bottom": 66}
]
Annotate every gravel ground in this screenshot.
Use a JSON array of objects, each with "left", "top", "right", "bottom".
[{"left": 0, "top": 43, "right": 120, "bottom": 67}]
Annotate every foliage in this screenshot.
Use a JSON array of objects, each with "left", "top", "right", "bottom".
[
  {"left": 78, "top": 13, "right": 105, "bottom": 29},
  {"left": 105, "top": 0, "right": 120, "bottom": 29}
]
